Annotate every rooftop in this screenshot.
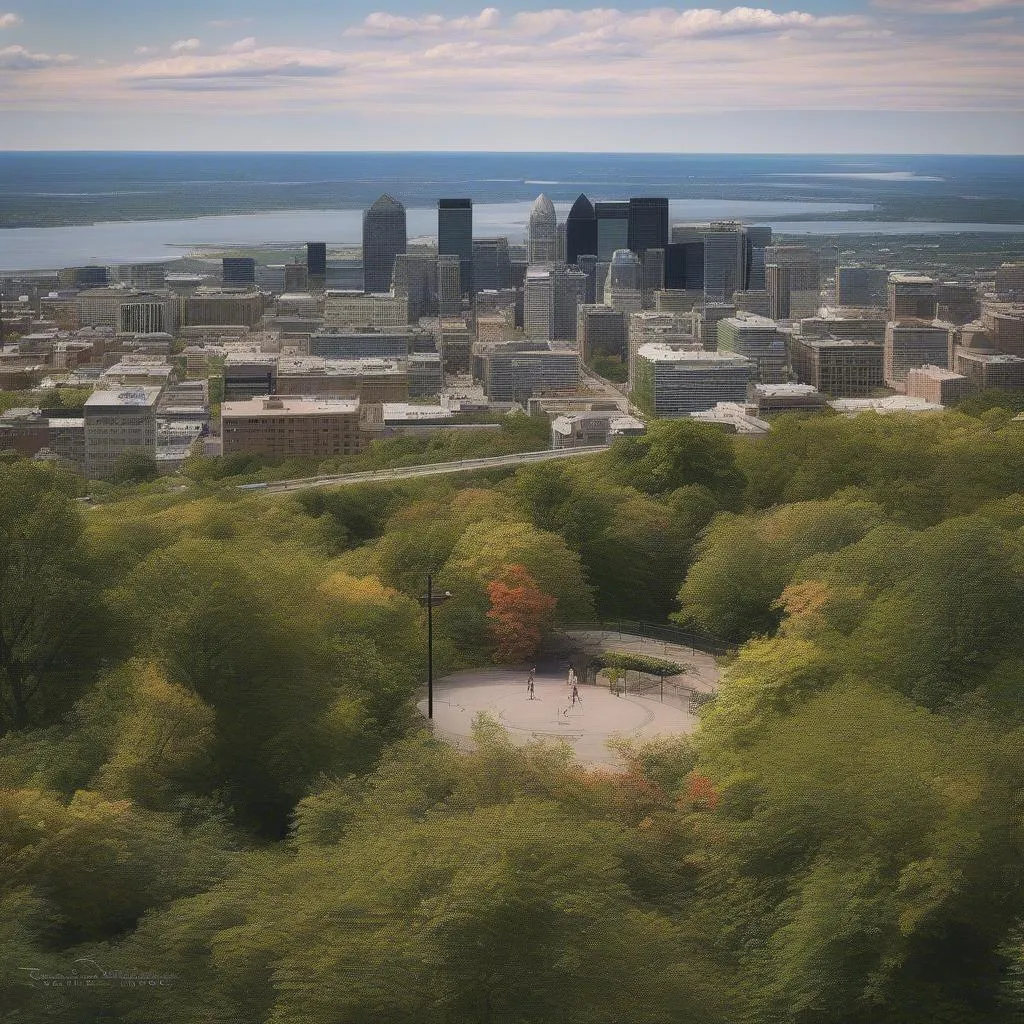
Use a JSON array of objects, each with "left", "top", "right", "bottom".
[
  {"left": 637, "top": 343, "right": 751, "bottom": 364},
  {"left": 830, "top": 396, "right": 944, "bottom": 415},
  {"left": 222, "top": 396, "right": 360, "bottom": 417},
  {"left": 85, "top": 387, "right": 161, "bottom": 409}
]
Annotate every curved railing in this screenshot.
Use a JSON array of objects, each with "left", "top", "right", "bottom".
[{"left": 556, "top": 619, "right": 740, "bottom": 657}]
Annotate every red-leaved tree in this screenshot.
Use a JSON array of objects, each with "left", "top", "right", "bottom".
[{"left": 486, "top": 564, "right": 558, "bottom": 663}]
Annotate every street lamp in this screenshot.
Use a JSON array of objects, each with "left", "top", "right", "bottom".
[{"left": 419, "top": 573, "right": 453, "bottom": 719}]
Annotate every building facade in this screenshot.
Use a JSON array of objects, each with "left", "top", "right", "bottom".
[{"left": 362, "top": 194, "right": 408, "bottom": 295}]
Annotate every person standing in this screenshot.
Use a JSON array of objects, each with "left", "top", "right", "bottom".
[
  {"left": 527, "top": 677, "right": 535, "bottom": 700},
  {"left": 571, "top": 683, "right": 581, "bottom": 706}
]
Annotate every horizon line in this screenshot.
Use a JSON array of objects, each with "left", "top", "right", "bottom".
[{"left": 0, "top": 149, "right": 1022, "bottom": 158}]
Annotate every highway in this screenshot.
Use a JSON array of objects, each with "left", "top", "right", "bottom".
[{"left": 243, "top": 444, "right": 611, "bottom": 494}]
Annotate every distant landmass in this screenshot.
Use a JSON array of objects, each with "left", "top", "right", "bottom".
[{"left": 2, "top": 152, "right": 1023, "bottom": 230}]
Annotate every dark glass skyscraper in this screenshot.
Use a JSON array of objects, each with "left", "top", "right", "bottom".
[
  {"left": 306, "top": 242, "right": 327, "bottom": 290},
  {"left": 565, "top": 194, "right": 598, "bottom": 266},
  {"left": 595, "top": 202, "right": 629, "bottom": 261},
  {"left": 438, "top": 198, "right": 473, "bottom": 296},
  {"left": 362, "top": 194, "right": 407, "bottom": 294},
  {"left": 627, "top": 198, "right": 669, "bottom": 257},
  {"left": 665, "top": 242, "right": 705, "bottom": 290},
  {"left": 222, "top": 257, "right": 256, "bottom": 288}
]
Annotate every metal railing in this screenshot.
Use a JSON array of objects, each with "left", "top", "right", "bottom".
[{"left": 558, "top": 619, "right": 740, "bottom": 657}]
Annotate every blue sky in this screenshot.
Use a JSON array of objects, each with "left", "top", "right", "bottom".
[{"left": 1, "top": 1, "right": 1022, "bottom": 152}]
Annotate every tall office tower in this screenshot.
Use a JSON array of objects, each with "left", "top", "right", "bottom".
[
  {"left": 744, "top": 226, "right": 773, "bottom": 291},
  {"left": 641, "top": 249, "right": 665, "bottom": 308},
  {"left": 59, "top": 266, "right": 109, "bottom": 288},
  {"left": 577, "top": 254, "right": 599, "bottom": 304},
  {"left": 703, "top": 223, "right": 746, "bottom": 302},
  {"left": 766, "top": 264, "right": 792, "bottom": 320},
  {"left": 717, "top": 313, "right": 789, "bottom": 383},
  {"left": 604, "top": 249, "right": 643, "bottom": 313},
  {"left": 437, "top": 255, "right": 462, "bottom": 317},
  {"left": 222, "top": 257, "right": 256, "bottom": 289},
  {"left": 306, "top": 243, "right": 328, "bottom": 290},
  {"left": 566, "top": 194, "right": 598, "bottom": 265},
  {"left": 888, "top": 274, "right": 937, "bottom": 321},
  {"left": 836, "top": 266, "right": 888, "bottom": 307},
  {"left": 528, "top": 194, "right": 557, "bottom": 264},
  {"left": 577, "top": 305, "right": 628, "bottom": 364},
  {"left": 627, "top": 198, "right": 669, "bottom": 257},
  {"left": 764, "top": 245, "right": 822, "bottom": 319},
  {"left": 884, "top": 321, "right": 954, "bottom": 389},
  {"left": 284, "top": 263, "right": 308, "bottom": 293},
  {"left": 472, "top": 237, "right": 512, "bottom": 292},
  {"left": 362, "top": 194, "right": 407, "bottom": 294},
  {"left": 127, "top": 264, "right": 166, "bottom": 290},
  {"left": 524, "top": 264, "right": 587, "bottom": 341},
  {"left": 556, "top": 223, "right": 567, "bottom": 264},
  {"left": 595, "top": 201, "right": 629, "bottom": 261},
  {"left": 438, "top": 199, "right": 473, "bottom": 296},
  {"left": 665, "top": 242, "right": 704, "bottom": 290},
  {"left": 935, "top": 282, "right": 979, "bottom": 326}
]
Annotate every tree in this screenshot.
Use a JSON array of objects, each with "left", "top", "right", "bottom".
[
  {"left": 0, "top": 462, "right": 111, "bottom": 734},
  {"left": 111, "top": 447, "right": 159, "bottom": 485},
  {"left": 486, "top": 564, "right": 558, "bottom": 663}
]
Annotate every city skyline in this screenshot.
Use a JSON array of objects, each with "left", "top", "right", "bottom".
[{"left": 0, "top": 1, "right": 1022, "bottom": 153}]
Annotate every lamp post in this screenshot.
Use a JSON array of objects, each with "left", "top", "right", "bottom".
[{"left": 420, "top": 574, "right": 453, "bottom": 719}]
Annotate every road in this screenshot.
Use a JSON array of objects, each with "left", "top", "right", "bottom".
[{"left": 245, "top": 444, "right": 611, "bottom": 494}]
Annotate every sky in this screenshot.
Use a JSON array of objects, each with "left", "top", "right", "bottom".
[{"left": 0, "top": 0, "right": 1021, "bottom": 152}]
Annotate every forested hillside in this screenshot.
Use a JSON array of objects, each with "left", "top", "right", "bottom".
[{"left": 2, "top": 407, "right": 1024, "bottom": 1023}]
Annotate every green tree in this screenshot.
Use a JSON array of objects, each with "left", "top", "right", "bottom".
[{"left": 110, "top": 447, "right": 159, "bottom": 485}]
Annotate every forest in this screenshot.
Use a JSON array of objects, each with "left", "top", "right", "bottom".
[{"left": 2, "top": 404, "right": 1024, "bottom": 1023}]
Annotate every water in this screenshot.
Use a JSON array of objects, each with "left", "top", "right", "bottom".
[{"left": 1, "top": 152, "right": 1022, "bottom": 273}]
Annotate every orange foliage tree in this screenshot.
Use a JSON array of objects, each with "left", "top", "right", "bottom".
[{"left": 486, "top": 564, "right": 558, "bottom": 663}]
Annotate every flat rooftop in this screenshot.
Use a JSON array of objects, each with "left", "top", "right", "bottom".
[
  {"left": 85, "top": 387, "right": 162, "bottom": 409},
  {"left": 222, "top": 396, "right": 360, "bottom": 417},
  {"left": 637, "top": 343, "right": 751, "bottom": 364}
]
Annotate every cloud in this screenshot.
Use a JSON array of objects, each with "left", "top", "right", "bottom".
[
  {"left": 134, "top": 45, "right": 156, "bottom": 55},
  {"left": 170, "top": 38, "right": 201, "bottom": 52},
  {"left": 224, "top": 37, "right": 257, "bottom": 53},
  {"left": 123, "top": 46, "right": 344, "bottom": 88},
  {"left": 0, "top": 44, "right": 73, "bottom": 70},
  {"left": 344, "top": 12, "right": 447, "bottom": 37},
  {"left": 0, "top": 12, "right": 20, "bottom": 29},
  {"left": 873, "top": 0, "right": 1023, "bottom": 9}
]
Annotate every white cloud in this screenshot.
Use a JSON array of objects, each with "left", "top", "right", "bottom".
[
  {"left": 134, "top": 45, "right": 156, "bottom": 55},
  {"left": 344, "top": 12, "right": 446, "bottom": 36},
  {"left": 874, "top": 0, "right": 1023, "bottom": 10},
  {"left": 170, "top": 38, "right": 201, "bottom": 52},
  {"left": 224, "top": 37, "right": 257, "bottom": 53},
  {"left": 124, "top": 46, "right": 344, "bottom": 88},
  {"left": 0, "top": 44, "right": 73, "bottom": 69},
  {"left": 0, "top": 12, "right": 21, "bottom": 29}
]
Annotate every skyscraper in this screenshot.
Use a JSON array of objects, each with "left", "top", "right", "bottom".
[
  {"left": 604, "top": 250, "right": 643, "bottom": 314},
  {"left": 595, "top": 202, "right": 629, "bottom": 261},
  {"left": 665, "top": 242, "right": 704, "bottom": 290},
  {"left": 362, "top": 194, "right": 407, "bottom": 295},
  {"left": 703, "top": 223, "right": 746, "bottom": 302},
  {"left": 627, "top": 198, "right": 669, "bottom": 257},
  {"left": 524, "top": 264, "right": 587, "bottom": 341},
  {"left": 472, "top": 238, "right": 512, "bottom": 293},
  {"left": 764, "top": 245, "right": 822, "bottom": 320},
  {"left": 222, "top": 257, "right": 256, "bottom": 288},
  {"left": 744, "top": 226, "right": 773, "bottom": 291},
  {"left": 438, "top": 199, "right": 473, "bottom": 296},
  {"left": 566, "top": 194, "right": 598, "bottom": 266},
  {"left": 528, "top": 194, "right": 557, "bottom": 264},
  {"left": 306, "top": 243, "right": 327, "bottom": 291}
]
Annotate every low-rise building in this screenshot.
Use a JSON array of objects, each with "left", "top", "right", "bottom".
[
  {"left": 789, "top": 336, "right": 884, "bottom": 397},
  {"left": 884, "top": 321, "right": 954, "bottom": 390},
  {"left": 633, "top": 344, "right": 753, "bottom": 418},
  {"left": 276, "top": 356, "right": 409, "bottom": 403},
  {"left": 750, "top": 382, "right": 828, "bottom": 415},
  {"left": 905, "top": 365, "right": 970, "bottom": 406},
  {"left": 717, "top": 313, "right": 788, "bottom": 383},
  {"left": 953, "top": 348, "right": 1024, "bottom": 391},
  {"left": 690, "top": 402, "right": 771, "bottom": 435},
  {"left": 829, "top": 395, "right": 944, "bottom": 416},
  {"left": 83, "top": 387, "right": 160, "bottom": 479},
  {"left": 483, "top": 345, "right": 580, "bottom": 403},
  {"left": 221, "top": 396, "right": 373, "bottom": 458},
  {"left": 551, "top": 411, "right": 644, "bottom": 449}
]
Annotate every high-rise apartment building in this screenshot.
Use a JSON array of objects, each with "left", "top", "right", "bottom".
[
  {"left": 362, "top": 194, "right": 407, "bottom": 294},
  {"left": 632, "top": 345, "right": 753, "bottom": 417},
  {"left": 438, "top": 199, "right": 473, "bottom": 295},
  {"left": 595, "top": 202, "right": 629, "bottom": 261},
  {"left": 627, "top": 198, "right": 669, "bottom": 257},
  {"left": 884, "top": 321, "right": 953, "bottom": 389},
  {"left": 528, "top": 194, "right": 557, "bottom": 264},
  {"left": 566, "top": 194, "right": 598, "bottom": 265}
]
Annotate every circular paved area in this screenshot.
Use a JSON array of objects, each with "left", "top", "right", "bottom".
[{"left": 420, "top": 666, "right": 705, "bottom": 767}]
